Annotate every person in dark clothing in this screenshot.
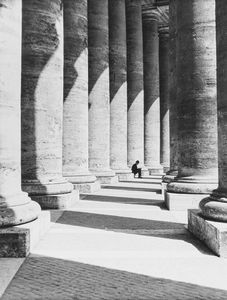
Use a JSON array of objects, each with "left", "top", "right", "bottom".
[{"left": 131, "top": 160, "right": 142, "bottom": 178}]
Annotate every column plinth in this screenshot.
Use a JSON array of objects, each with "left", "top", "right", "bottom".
[
  {"left": 126, "top": 0, "right": 146, "bottom": 172},
  {"left": 0, "top": 0, "right": 40, "bottom": 227},
  {"left": 63, "top": 0, "right": 100, "bottom": 193},
  {"left": 21, "top": 0, "right": 78, "bottom": 208},
  {"left": 166, "top": 0, "right": 218, "bottom": 210},
  {"left": 88, "top": 0, "right": 117, "bottom": 184}
]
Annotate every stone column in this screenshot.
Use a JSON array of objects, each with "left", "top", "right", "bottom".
[
  {"left": 159, "top": 27, "right": 170, "bottom": 173},
  {"left": 163, "top": 0, "right": 178, "bottom": 185},
  {"left": 166, "top": 0, "right": 218, "bottom": 210},
  {"left": 187, "top": 0, "right": 227, "bottom": 258},
  {"left": 199, "top": 0, "right": 227, "bottom": 222},
  {"left": 126, "top": 0, "right": 146, "bottom": 171},
  {"left": 21, "top": 0, "right": 78, "bottom": 209},
  {"left": 63, "top": 0, "right": 99, "bottom": 193},
  {"left": 143, "top": 12, "right": 163, "bottom": 174},
  {"left": 109, "top": 0, "right": 131, "bottom": 180},
  {"left": 0, "top": 0, "right": 40, "bottom": 227},
  {"left": 88, "top": 0, "right": 117, "bottom": 183}
]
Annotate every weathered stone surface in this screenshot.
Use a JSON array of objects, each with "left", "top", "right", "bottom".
[
  {"left": 74, "top": 181, "right": 100, "bottom": 194},
  {"left": 188, "top": 209, "right": 227, "bottom": 257},
  {"left": 88, "top": 0, "right": 116, "bottom": 183},
  {"left": 97, "top": 175, "right": 119, "bottom": 185},
  {"left": 143, "top": 14, "right": 162, "bottom": 173},
  {"left": 0, "top": 0, "right": 40, "bottom": 227},
  {"left": 21, "top": 0, "right": 77, "bottom": 208},
  {"left": 117, "top": 172, "right": 134, "bottom": 182},
  {"left": 0, "top": 211, "right": 50, "bottom": 257},
  {"left": 159, "top": 27, "right": 170, "bottom": 172},
  {"left": 109, "top": 0, "right": 128, "bottom": 174},
  {"left": 168, "top": 0, "right": 178, "bottom": 176},
  {"left": 199, "top": 0, "right": 227, "bottom": 222},
  {"left": 30, "top": 190, "right": 79, "bottom": 209},
  {"left": 126, "top": 0, "right": 145, "bottom": 167},
  {"left": 166, "top": 192, "right": 208, "bottom": 211},
  {"left": 0, "top": 228, "right": 29, "bottom": 258},
  {"left": 166, "top": 0, "right": 218, "bottom": 204},
  {"left": 63, "top": 0, "right": 98, "bottom": 191}
]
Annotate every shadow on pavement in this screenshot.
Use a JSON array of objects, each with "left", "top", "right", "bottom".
[
  {"left": 81, "top": 193, "right": 165, "bottom": 208},
  {"left": 102, "top": 185, "right": 162, "bottom": 194},
  {"left": 2, "top": 255, "right": 227, "bottom": 300},
  {"left": 54, "top": 211, "right": 212, "bottom": 256},
  {"left": 120, "top": 180, "right": 162, "bottom": 184}
]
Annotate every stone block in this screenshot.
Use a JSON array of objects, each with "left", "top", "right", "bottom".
[
  {"left": 188, "top": 209, "right": 227, "bottom": 257},
  {"left": 97, "top": 175, "right": 119, "bottom": 184},
  {"left": 73, "top": 181, "right": 101, "bottom": 193},
  {"left": 31, "top": 190, "right": 79, "bottom": 209},
  {"left": 0, "top": 211, "right": 51, "bottom": 258},
  {"left": 117, "top": 172, "right": 134, "bottom": 181},
  {"left": 166, "top": 192, "right": 208, "bottom": 211}
]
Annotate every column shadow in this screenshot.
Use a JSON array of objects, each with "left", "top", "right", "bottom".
[
  {"left": 101, "top": 185, "right": 162, "bottom": 194},
  {"left": 53, "top": 210, "right": 213, "bottom": 255},
  {"left": 81, "top": 193, "right": 165, "bottom": 208}
]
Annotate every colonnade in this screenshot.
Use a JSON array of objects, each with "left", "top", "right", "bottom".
[
  {"left": 0, "top": 0, "right": 168, "bottom": 228},
  {"left": 1, "top": 0, "right": 227, "bottom": 256}
]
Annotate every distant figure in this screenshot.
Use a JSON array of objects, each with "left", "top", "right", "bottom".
[{"left": 131, "top": 160, "right": 142, "bottom": 178}]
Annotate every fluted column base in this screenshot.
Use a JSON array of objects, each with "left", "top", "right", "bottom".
[
  {"left": 188, "top": 209, "right": 227, "bottom": 257},
  {"left": 0, "top": 192, "right": 41, "bottom": 227},
  {"left": 64, "top": 173, "right": 100, "bottom": 193},
  {"left": 22, "top": 179, "right": 78, "bottom": 209},
  {"left": 166, "top": 176, "right": 218, "bottom": 211},
  {"left": 199, "top": 190, "right": 227, "bottom": 222},
  {"left": 162, "top": 170, "right": 178, "bottom": 183},
  {"left": 0, "top": 210, "right": 50, "bottom": 257}
]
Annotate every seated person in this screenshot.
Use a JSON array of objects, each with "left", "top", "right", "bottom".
[{"left": 131, "top": 160, "right": 142, "bottom": 178}]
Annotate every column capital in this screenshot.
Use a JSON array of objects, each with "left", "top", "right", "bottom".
[
  {"left": 142, "top": 9, "right": 160, "bottom": 23},
  {"left": 159, "top": 26, "right": 169, "bottom": 36}
]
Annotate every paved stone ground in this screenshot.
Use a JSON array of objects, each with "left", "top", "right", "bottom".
[
  {"left": 2, "top": 256, "right": 227, "bottom": 300},
  {"left": 2, "top": 177, "right": 227, "bottom": 299}
]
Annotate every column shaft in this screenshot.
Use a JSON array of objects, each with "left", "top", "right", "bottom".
[
  {"left": 21, "top": 0, "right": 77, "bottom": 209},
  {"left": 167, "top": 0, "right": 218, "bottom": 209},
  {"left": 109, "top": 0, "right": 130, "bottom": 178},
  {"left": 168, "top": 0, "right": 178, "bottom": 176},
  {"left": 126, "top": 0, "right": 145, "bottom": 168},
  {"left": 63, "top": 0, "right": 98, "bottom": 192},
  {"left": 88, "top": 0, "right": 116, "bottom": 183},
  {"left": 143, "top": 14, "right": 162, "bottom": 173},
  {"left": 199, "top": 0, "right": 227, "bottom": 221},
  {"left": 159, "top": 28, "right": 170, "bottom": 173},
  {"left": 0, "top": 0, "right": 40, "bottom": 226}
]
